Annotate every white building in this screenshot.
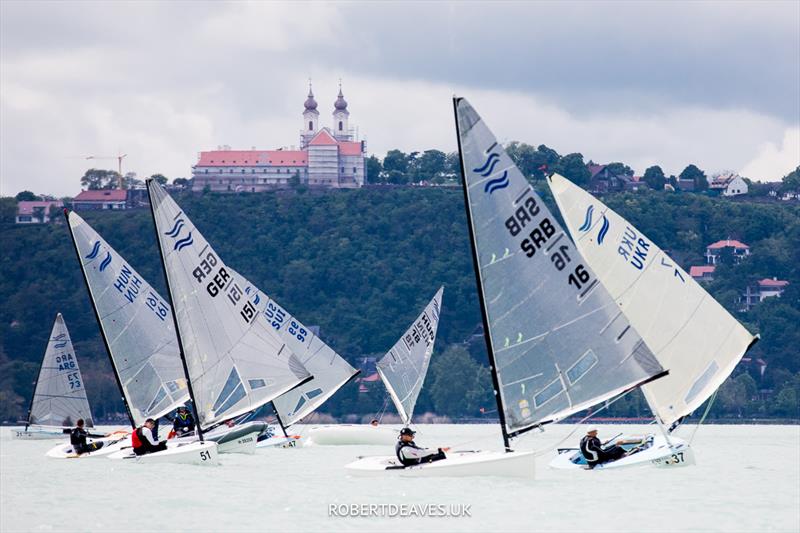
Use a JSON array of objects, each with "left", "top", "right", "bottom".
[
  {"left": 704, "top": 239, "right": 750, "bottom": 265},
  {"left": 710, "top": 173, "right": 748, "bottom": 196},
  {"left": 191, "top": 85, "right": 366, "bottom": 192},
  {"left": 739, "top": 278, "right": 790, "bottom": 311}
]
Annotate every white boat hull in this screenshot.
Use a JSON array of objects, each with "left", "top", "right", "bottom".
[
  {"left": 304, "top": 425, "right": 399, "bottom": 446},
  {"left": 256, "top": 436, "right": 301, "bottom": 449},
  {"left": 345, "top": 450, "right": 536, "bottom": 478},
  {"left": 45, "top": 434, "right": 130, "bottom": 459},
  {"left": 108, "top": 440, "right": 218, "bottom": 465},
  {"left": 171, "top": 421, "right": 263, "bottom": 454},
  {"left": 14, "top": 426, "right": 71, "bottom": 440},
  {"left": 548, "top": 434, "right": 695, "bottom": 470}
]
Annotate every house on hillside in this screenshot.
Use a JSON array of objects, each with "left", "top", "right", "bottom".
[
  {"left": 704, "top": 239, "right": 750, "bottom": 265},
  {"left": 15, "top": 200, "right": 63, "bottom": 224},
  {"left": 739, "top": 278, "right": 790, "bottom": 311},
  {"left": 710, "top": 173, "right": 748, "bottom": 197},
  {"left": 689, "top": 265, "right": 716, "bottom": 282},
  {"left": 587, "top": 164, "right": 635, "bottom": 193},
  {"left": 72, "top": 189, "right": 128, "bottom": 211}
]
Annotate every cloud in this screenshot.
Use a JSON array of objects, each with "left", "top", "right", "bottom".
[{"left": 740, "top": 128, "right": 800, "bottom": 182}]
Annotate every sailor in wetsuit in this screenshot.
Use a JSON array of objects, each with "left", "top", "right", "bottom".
[
  {"left": 132, "top": 419, "right": 168, "bottom": 456},
  {"left": 171, "top": 406, "right": 196, "bottom": 437},
  {"left": 70, "top": 419, "right": 103, "bottom": 455},
  {"left": 579, "top": 427, "right": 627, "bottom": 468},
  {"left": 395, "top": 427, "right": 449, "bottom": 467}
]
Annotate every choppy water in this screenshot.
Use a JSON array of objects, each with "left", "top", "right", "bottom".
[{"left": 1, "top": 424, "right": 798, "bottom": 532}]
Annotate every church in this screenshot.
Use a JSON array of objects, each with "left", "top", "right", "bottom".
[{"left": 191, "top": 85, "right": 366, "bottom": 192}]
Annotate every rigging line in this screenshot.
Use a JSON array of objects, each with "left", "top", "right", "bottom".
[{"left": 688, "top": 389, "right": 717, "bottom": 445}]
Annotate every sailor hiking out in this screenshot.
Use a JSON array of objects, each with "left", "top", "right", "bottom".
[
  {"left": 579, "top": 427, "right": 640, "bottom": 468},
  {"left": 132, "top": 419, "right": 168, "bottom": 456},
  {"left": 70, "top": 419, "right": 104, "bottom": 455},
  {"left": 395, "top": 427, "right": 449, "bottom": 467}
]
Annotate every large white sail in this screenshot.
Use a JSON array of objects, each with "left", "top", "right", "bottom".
[
  {"left": 549, "top": 174, "right": 758, "bottom": 426},
  {"left": 66, "top": 211, "right": 190, "bottom": 427},
  {"left": 233, "top": 272, "right": 359, "bottom": 427},
  {"left": 454, "top": 97, "right": 665, "bottom": 437},
  {"left": 376, "top": 286, "right": 443, "bottom": 425},
  {"left": 147, "top": 180, "right": 312, "bottom": 429},
  {"left": 28, "top": 314, "right": 94, "bottom": 428}
]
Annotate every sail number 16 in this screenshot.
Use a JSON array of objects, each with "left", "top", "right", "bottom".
[{"left": 551, "top": 244, "right": 592, "bottom": 291}]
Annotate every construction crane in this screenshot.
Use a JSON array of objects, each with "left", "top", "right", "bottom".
[{"left": 85, "top": 154, "right": 127, "bottom": 189}]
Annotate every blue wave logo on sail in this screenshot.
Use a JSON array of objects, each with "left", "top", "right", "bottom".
[
  {"left": 173, "top": 232, "right": 193, "bottom": 251},
  {"left": 597, "top": 215, "right": 610, "bottom": 244},
  {"left": 99, "top": 252, "right": 112, "bottom": 272},
  {"left": 253, "top": 294, "right": 260, "bottom": 305},
  {"left": 484, "top": 170, "right": 509, "bottom": 195},
  {"left": 85, "top": 241, "right": 101, "bottom": 259},
  {"left": 164, "top": 218, "right": 185, "bottom": 238},
  {"left": 53, "top": 333, "right": 67, "bottom": 348},
  {"left": 473, "top": 152, "right": 500, "bottom": 177},
  {"left": 578, "top": 205, "right": 595, "bottom": 232}
]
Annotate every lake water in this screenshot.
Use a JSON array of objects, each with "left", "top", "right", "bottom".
[{"left": 1, "top": 424, "right": 798, "bottom": 532}]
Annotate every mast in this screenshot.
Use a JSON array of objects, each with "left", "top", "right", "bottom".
[
  {"left": 272, "top": 404, "right": 290, "bottom": 438},
  {"left": 64, "top": 210, "right": 136, "bottom": 428},
  {"left": 452, "top": 97, "right": 512, "bottom": 452},
  {"left": 22, "top": 331, "right": 48, "bottom": 431},
  {"left": 146, "top": 180, "right": 204, "bottom": 442}
]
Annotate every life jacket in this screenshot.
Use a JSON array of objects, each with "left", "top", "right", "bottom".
[
  {"left": 580, "top": 435, "right": 601, "bottom": 465},
  {"left": 70, "top": 427, "right": 86, "bottom": 447},
  {"left": 395, "top": 440, "right": 419, "bottom": 467},
  {"left": 131, "top": 427, "right": 145, "bottom": 449},
  {"left": 173, "top": 412, "right": 194, "bottom": 434}
]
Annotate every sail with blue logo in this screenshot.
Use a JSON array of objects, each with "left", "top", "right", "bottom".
[
  {"left": 549, "top": 173, "right": 758, "bottom": 426},
  {"left": 27, "top": 314, "right": 94, "bottom": 428},
  {"left": 147, "top": 180, "right": 312, "bottom": 429},
  {"left": 231, "top": 270, "right": 359, "bottom": 427},
  {"left": 66, "top": 211, "right": 190, "bottom": 427},
  {"left": 454, "top": 97, "right": 665, "bottom": 436},
  {"left": 376, "top": 286, "right": 444, "bottom": 426}
]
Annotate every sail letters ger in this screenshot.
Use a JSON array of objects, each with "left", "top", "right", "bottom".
[
  {"left": 549, "top": 173, "right": 757, "bottom": 426},
  {"left": 29, "top": 314, "right": 94, "bottom": 428},
  {"left": 68, "top": 211, "right": 190, "bottom": 427},
  {"left": 377, "top": 286, "right": 444, "bottom": 426},
  {"left": 148, "top": 180, "right": 311, "bottom": 429},
  {"left": 454, "top": 97, "right": 665, "bottom": 436}
]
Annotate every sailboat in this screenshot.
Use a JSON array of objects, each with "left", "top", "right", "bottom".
[
  {"left": 345, "top": 98, "right": 667, "bottom": 478},
  {"left": 15, "top": 314, "right": 96, "bottom": 440},
  {"left": 313, "top": 287, "right": 443, "bottom": 447},
  {"left": 230, "top": 272, "right": 360, "bottom": 449},
  {"left": 547, "top": 173, "right": 759, "bottom": 469},
  {"left": 111, "top": 179, "right": 312, "bottom": 462}
]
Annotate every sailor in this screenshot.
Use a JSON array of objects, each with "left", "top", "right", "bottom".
[
  {"left": 395, "top": 427, "right": 449, "bottom": 467},
  {"left": 70, "top": 419, "right": 103, "bottom": 455},
  {"left": 369, "top": 419, "right": 379, "bottom": 427},
  {"left": 172, "top": 405, "right": 196, "bottom": 437},
  {"left": 132, "top": 418, "right": 168, "bottom": 456},
  {"left": 579, "top": 427, "right": 627, "bottom": 468}
]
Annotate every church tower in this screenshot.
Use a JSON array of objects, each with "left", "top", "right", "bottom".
[
  {"left": 301, "top": 82, "right": 319, "bottom": 149},
  {"left": 332, "top": 82, "right": 351, "bottom": 142}
]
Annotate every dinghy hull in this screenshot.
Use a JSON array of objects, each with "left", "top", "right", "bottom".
[
  {"left": 14, "top": 426, "right": 70, "bottom": 440},
  {"left": 345, "top": 450, "right": 535, "bottom": 478},
  {"left": 549, "top": 434, "right": 694, "bottom": 470},
  {"left": 305, "top": 425, "right": 398, "bottom": 446},
  {"left": 45, "top": 435, "right": 129, "bottom": 459},
  {"left": 108, "top": 441, "right": 218, "bottom": 465}
]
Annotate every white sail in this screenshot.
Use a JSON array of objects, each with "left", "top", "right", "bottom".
[
  {"left": 454, "top": 97, "right": 665, "bottom": 436},
  {"left": 549, "top": 173, "right": 758, "bottom": 426},
  {"left": 28, "top": 314, "right": 94, "bottom": 428},
  {"left": 377, "top": 286, "right": 443, "bottom": 425},
  {"left": 147, "top": 180, "right": 312, "bottom": 429},
  {"left": 66, "top": 211, "right": 190, "bottom": 426},
  {"left": 233, "top": 272, "right": 359, "bottom": 427}
]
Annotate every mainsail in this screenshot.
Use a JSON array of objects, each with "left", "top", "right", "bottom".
[
  {"left": 27, "top": 314, "right": 94, "bottom": 428},
  {"left": 376, "top": 286, "right": 444, "bottom": 426},
  {"left": 66, "top": 211, "right": 190, "bottom": 427},
  {"left": 234, "top": 272, "right": 359, "bottom": 427},
  {"left": 548, "top": 174, "right": 758, "bottom": 426},
  {"left": 147, "top": 180, "right": 312, "bottom": 428},
  {"left": 453, "top": 97, "right": 665, "bottom": 439}
]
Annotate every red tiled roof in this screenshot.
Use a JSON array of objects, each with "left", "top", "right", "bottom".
[
  {"left": 74, "top": 190, "right": 127, "bottom": 201},
  {"left": 758, "top": 278, "right": 789, "bottom": 288},
  {"left": 587, "top": 164, "right": 606, "bottom": 178},
  {"left": 17, "top": 200, "right": 61, "bottom": 215},
  {"left": 308, "top": 129, "right": 338, "bottom": 146},
  {"left": 360, "top": 372, "right": 381, "bottom": 382},
  {"left": 689, "top": 266, "right": 715, "bottom": 277},
  {"left": 339, "top": 141, "right": 362, "bottom": 156},
  {"left": 196, "top": 150, "right": 307, "bottom": 167},
  {"left": 707, "top": 239, "right": 749, "bottom": 250}
]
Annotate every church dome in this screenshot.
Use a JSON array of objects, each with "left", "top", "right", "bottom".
[
  {"left": 334, "top": 88, "right": 348, "bottom": 111},
  {"left": 304, "top": 86, "right": 318, "bottom": 111}
]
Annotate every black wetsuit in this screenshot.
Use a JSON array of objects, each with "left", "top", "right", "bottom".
[
  {"left": 395, "top": 440, "right": 447, "bottom": 467},
  {"left": 70, "top": 427, "right": 103, "bottom": 455},
  {"left": 580, "top": 435, "right": 626, "bottom": 468}
]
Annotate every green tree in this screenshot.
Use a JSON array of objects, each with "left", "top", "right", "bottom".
[
  {"left": 383, "top": 150, "right": 409, "bottom": 175},
  {"left": 643, "top": 165, "right": 666, "bottom": 190},
  {"left": 173, "top": 177, "right": 189, "bottom": 188},
  {"left": 0, "top": 197, "right": 17, "bottom": 223},
  {"left": 505, "top": 142, "right": 538, "bottom": 180},
  {"left": 80, "top": 168, "right": 120, "bottom": 190},
  {"left": 553, "top": 153, "right": 591, "bottom": 186},
  {"left": 780, "top": 165, "right": 800, "bottom": 194},
  {"left": 123, "top": 172, "right": 142, "bottom": 189},
  {"left": 15, "top": 191, "right": 39, "bottom": 201},
  {"left": 150, "top": 174, "right": 168, "bottom": 185},
  {"left": 414, "top": 150, "right": 447, "bottom": 183},
  {"left": 680, "top": 164, "right": 708, "bottom": 191},
  {"left": 427, "top": 345, "right": 492, "bottom": 417},
  {"left": 365, "top": 155, "right": 382, "bottom": 183},
  {"left": 606, "top": 162, "right": 634, "bottom": 177}
]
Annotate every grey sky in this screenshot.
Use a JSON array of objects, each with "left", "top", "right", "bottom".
[{"left": 1, "top": 1, "right": 798, "bottom": 196}]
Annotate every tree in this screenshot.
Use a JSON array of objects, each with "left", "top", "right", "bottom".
[
  {"left": 606, "top": 162, "right": 634, "bottom": 177},
  {"left": 0, "top": 197, "right": 17, "bottom": 223},
  {"left": 553, "top": 153, "right": 591, "bottom": 186},
  {"left": 383, "top": 150, "right": 409, "bottom": 175},
  {"left": 680, "top": 164, "right": 708, "bottom": 191},
  {"left": 444, "top": 152, "right": 461, "bottom": 180},
  {"left": 173, "top": 177, "right": 189, "bottom": 188},
  {"left": 15, "top": 191, "right": 39, "bottom": 201},
  {"left": 150, "top": 174, "right": 168, "bottom": 185},
  {"left": 427, "top": 344, "right": 492, "bottom": 417},
  {"left": 123, "top": 172, "right": 142, "bottom": 189},
  {"left": 643, "top": 165, "right": 666, "bottom": 191},
  {"left": 414, "top": 150, "right": 447, "bottom": 183},
  {"left": 505, "top": 142, "right": 538, "bottom": 180},
  {"left": 365, "top": 155, "right": 382, "bottom": 184},
  {"left": 780, "top": 165, "right": 800, "bottom": 194},
  {"left": 80, "top": 168, "right": 119, "bottom": 190}
]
